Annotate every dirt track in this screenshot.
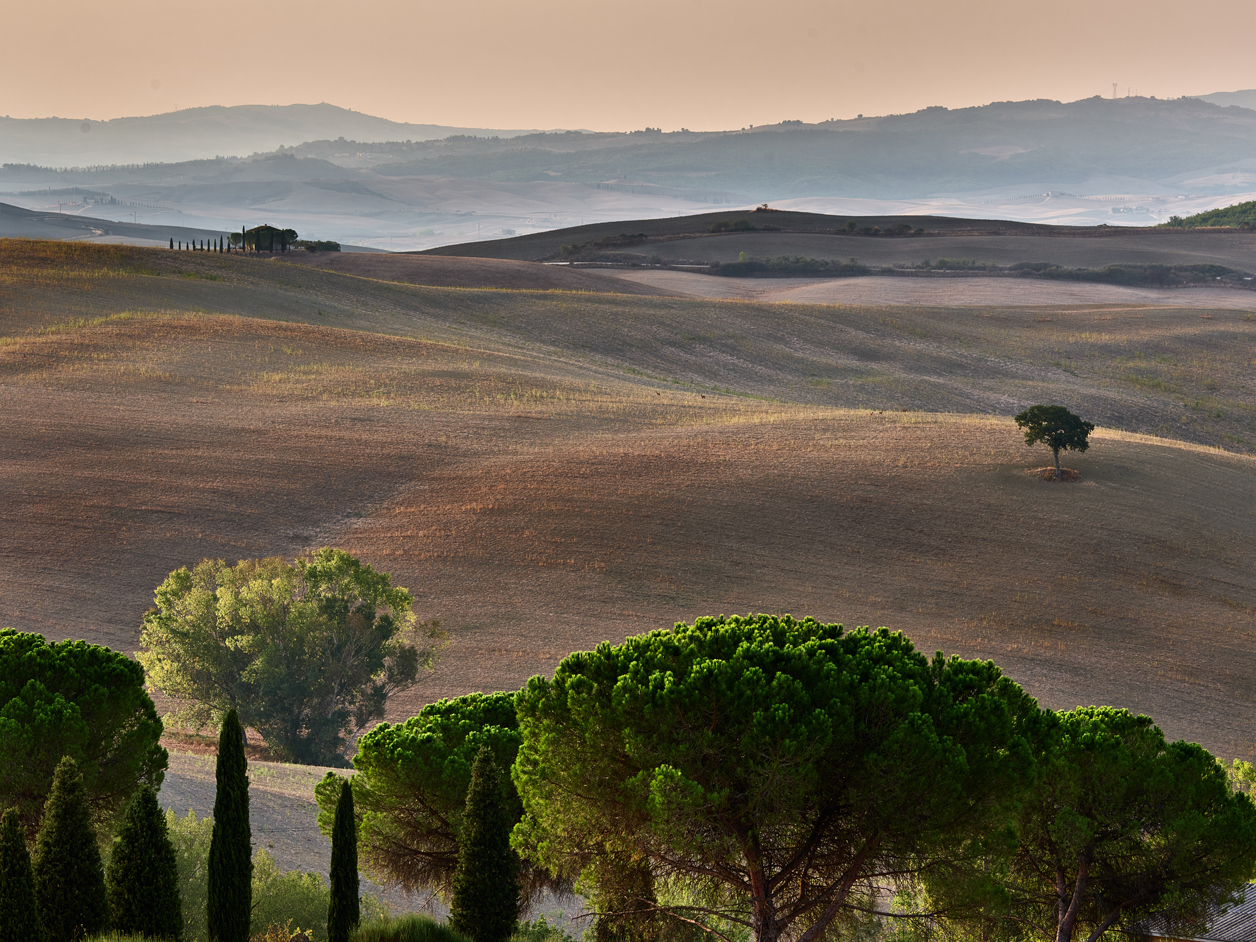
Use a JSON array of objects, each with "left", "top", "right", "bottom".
[{"left": 604, "top": 270, "right": 1256, "bottom": 308}]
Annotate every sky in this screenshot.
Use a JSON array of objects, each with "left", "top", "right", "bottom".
[{"left": 5, "top": 0, "right": 1256, "bottom": 130}]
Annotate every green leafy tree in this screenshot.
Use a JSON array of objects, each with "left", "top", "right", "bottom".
[
  {"left": 450, "top": 747, "right": 519, "bottom": 942},
  {"left": 512, "top": 615, "right": 1041, "bottom": 942},
  {"left": 208, "top": 709, "right": 251, "bottom": 942},
  {"left": 0, "top": 629, "right": 166, "bottom": 839},
  {"left": 1013, "top": 405, "right": 1095, "bottom": 479},
  {"left": 167, "top": 809, "right": 213, "bottom": 942},
  {"left": 314, "top": 691, "right": 560, "bottom": 904},
  {"left": 979, "top": 708, "right": 1256, "bottom": 942},
  {"left": 327, "top": 779, "right": 360, "bottom": 942},
  {"left": 139, "top": 548, "right": 444, "bottom": 765},
  {"left": 0, "top": 808, "right": 38, "bottom": 942},
  {"left": 106, "top": 785, "right": 183, "bottom": 940},
  {"left": 33, "top": 756, "right": 109, "bottom": 942}
]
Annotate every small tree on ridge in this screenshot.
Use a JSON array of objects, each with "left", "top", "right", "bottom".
[{"left": 1015, "top": 404, "right": 1094, "bottom": 479}]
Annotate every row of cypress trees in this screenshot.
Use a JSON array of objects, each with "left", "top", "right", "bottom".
[
  {"left": 0, "top": 708, "right": 364, "bottom": 942},
  {"left": 0, "top": 755, "right": 182, "bottom": 942}
]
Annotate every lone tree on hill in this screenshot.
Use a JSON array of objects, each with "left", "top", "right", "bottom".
[
  {"left": 450, "top": 747, "right": 520, "bottom": 942},
  {"left": 208, "top": 709, "right": 251, "bottom": 942},
  {"left": 32, "top": 756, "right": 109, "bottom": 942},
  {"left": 106, "top": 785, "right": 183, "bottom": 941},
  {"left": 1015, "top": 404, "right": 1094, "bottom": 479},
  {"left": 327, "top": 779, "right": 360, "bottom": 942},
  {"left": 0, "top": 809, "right": 39, "bottom": 942}
]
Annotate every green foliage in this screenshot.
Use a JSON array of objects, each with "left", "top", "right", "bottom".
[
  {"left": 0, "top": 629, "right": 166, "bottom": 839},
  {"left": 106, "top": 785, "right": 183, "bottom": 940},
  {"left": 708, "top": 219, "right": 757, "bottom": 233},
  {"left": 714, "top": 255, "right": 869, "bottom": 277},
  {"left": 208, "top": 709, "right": 251, "bottom": 942},
  {"left": 1158, "top": 199, "right": 1256, "bottom": 228},
  {"left": 167, "top": 810, "right": 385, "bottom": 942},
  {"left": 328, "top": 780, "right": 360, "bottom": 942},
  {"left": 167, "top": 810, "right": 212, "bottom": 942},
  {"left": 1009, "top": 260, "right": 1250, "bottom": 285},
  {"left": 1227, "top": 758, "right": 1256, "bottom": 794},
  {"left": 33, "top": 756, "right": 109, "bottom": 942},
  {"left": 513, "top": 615, "right": 1040, "bottom": 942},
  {"left": 249, "top": 852, "right": 327, "bottom": 940},
  {"left": 929, "top": 708, "right": 1256, "bottom": 942},
  {"left": 449, "top": 748, "right": 519, "bottom": 942},
  {"left": 317, "top": 692, "right": 556, "bottom": 902},
  {"left": 1014, "top": 404, "right": 1095, "bottom": 477},
  {"left": 139, "top": 548, "right": 444, "bottom": 765},
  {"left": 510, "top": 920, "right": 577, "bottom": 942},
  {"left": 294, "top": 240, "right": 342, "bottom": 252},
  {"left": 349, "top": 914, "right": 469, "bottom": 942},
  {"left": 0, "top": 808, "right": 38, "bottom": 942}
]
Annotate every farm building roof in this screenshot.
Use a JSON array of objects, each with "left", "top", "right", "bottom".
[{"left": 1137, "top": 885, "right": 1256, "bottom": 942}]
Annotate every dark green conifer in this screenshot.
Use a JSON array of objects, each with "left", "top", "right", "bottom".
[
  {"left": 0, "top": 808, "right": 39, "bottom": 942},
  {"left": 449, "top": 747, "right": 519, "bottom": 942},
  {"left": 32, "top": 756, "right": 108, "bottom": 942},
  {"left": 327, "top": 779, "right": 360, "bottom": 942},
  {"left": 207, "top": 709, "right": 251, "bottom": 942},
  {"left": 169, "top": 237, "right": 174, "bottom": 250},
  {"left": 106, "top": 785, "right": 183, "bottom": 940}
]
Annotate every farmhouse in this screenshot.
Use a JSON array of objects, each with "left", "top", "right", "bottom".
[
  {"left": 1136, "top": 886, "right": 1256, "bottom": 942},
  {"left": 244, "top": 224, "right": 293, "bottom": 252}
]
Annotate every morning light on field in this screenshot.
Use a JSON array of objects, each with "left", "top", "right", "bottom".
[{"left": 3, "top": 3, "right": 1256, "bottom": 942}]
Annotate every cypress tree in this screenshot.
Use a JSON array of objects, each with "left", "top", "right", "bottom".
[
  {"left": 106, "top": 785, "right": 183, "bottom": 940},
  {"left": 449, "top": 747, "right": 519, "bottom": 942},
  {"left": 0, "top": 808, "right": 38, "bottom": 942},
  {"left": 207, "top": 709, "right": 251, "bottom": 942},
  {"left": 169, "top": 237, "right": 174, "bottom": 250},
  {"left": 326, "top": 779, "right": 359, "bottom": 942},
  {"left": 32, "top": 756, "right": 108, "bottom": 942}
]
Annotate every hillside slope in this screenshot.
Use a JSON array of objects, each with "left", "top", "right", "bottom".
[{"left": 1, "top": 240, "right": 1253, "bottom": 766}]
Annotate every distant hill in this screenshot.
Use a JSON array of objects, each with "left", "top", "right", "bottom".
[
  {"left": 1195, "top": 90, "right": 1256, "bottom": 112},
  {"left": 0, "top": 103, "right": 546, "bottom": 167}
]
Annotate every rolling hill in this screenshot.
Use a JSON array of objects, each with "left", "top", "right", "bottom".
[
  {"left": 7, "top": 96, "right": 1256, "bottom": 249},
  {"left": 1, "top": 237, "right": 1254, "bottom": 772}
]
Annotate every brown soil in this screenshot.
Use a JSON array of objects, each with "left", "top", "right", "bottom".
[
  {"left": 2, "top": 240, "right": 1255, "bottom": 769},
  {"left": 604, "top": 270, "right": 1256, "bottom": 309},
  {"left": 277, "top": 251, "right": 673, "bottom": 295}
]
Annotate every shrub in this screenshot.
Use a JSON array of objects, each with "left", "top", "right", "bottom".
[
  {"left": 168, "top": 810, "right": 387, "bottom": 942},
  {"left": 33, "top": 756, "right": 109, "bottom": 942},
  {"left": 106, "top": 785, "right": 183, "bottom": 940},
  {"left": 350, "top": 914, "right": 469, "bottom": 942}
]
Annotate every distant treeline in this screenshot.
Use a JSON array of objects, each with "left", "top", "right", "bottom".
[
  {"left": 712, "top": 255, "right": 1253, "bottom": 286},
  {"left": 1161, "top": 200, "right": 1256, "bottom": 229}
]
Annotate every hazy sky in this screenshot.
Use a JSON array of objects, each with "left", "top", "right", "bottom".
[{"left": 6, "top": 0, "right": 1256, "bottom": 130}]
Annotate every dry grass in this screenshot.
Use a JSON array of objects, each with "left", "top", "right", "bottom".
[{"left": 2, "top": 238, "right": 1255, "bottom": 769}]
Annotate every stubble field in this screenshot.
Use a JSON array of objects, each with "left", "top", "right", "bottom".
[{"left": 2, "top": 238, "right": 1255, "bottom": 767}]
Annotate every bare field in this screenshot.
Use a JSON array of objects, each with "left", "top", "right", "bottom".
[
  {"left": 605, "top": 269, "right": 1256, "bottom": 309},
  {"left": 2, "top": 239, "right": 1255, "bottom": 767},
  {"left": 632, "top": 228, "right": 1256, "bottom": 269},
  {"left": 277, "top": 251, "right": 672, "bottom": 295}
]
